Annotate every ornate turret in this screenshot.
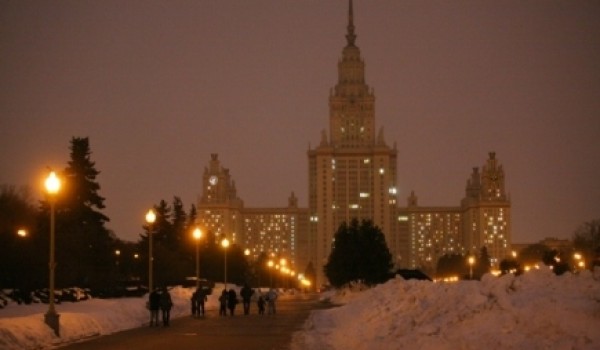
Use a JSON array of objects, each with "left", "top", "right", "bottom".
[{"left": 329, "top": 0, "right": 376, "bottom": 148}]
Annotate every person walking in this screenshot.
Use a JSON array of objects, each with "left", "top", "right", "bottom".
[
  {"left": 227, "top": 288, "right": 238, "bottom": 316},
  {"left": 267, "top": 288, "right": 278, "bottom": 315},
  {"left": 218, "top": 289, "right": 228, "bottom": 316},
  {"left": 160, "top": 287, "right": 173, "bottom": 326},
  {"left": 148, "top": 288, "right": 161, "bottom": 326},
  {"left": 240, "top": 283, "right": 254, "bottom": 315},
  {"left": 257, "top": 294, "right": 266, "bottom": 315},
  {"left": 196, "top": 287, "right": 207, "bottom": 317},
  {"left": 191, "top": 289, "right": 199, "bottom": 318}
]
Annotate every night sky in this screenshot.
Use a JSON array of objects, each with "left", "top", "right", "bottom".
[{"left": 1, "top": 1, "right": 599, "bottom": 243}]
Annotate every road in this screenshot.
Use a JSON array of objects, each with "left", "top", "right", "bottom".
[{"left": 61, "top": 292, "right": 328, "bottom": 350}]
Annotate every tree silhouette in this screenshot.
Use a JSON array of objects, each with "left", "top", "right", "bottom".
[
  {"left": 51, "top": 137, "right": 114, "bottom": 288},
  {"left": 324, "top": 219, "right": 392, "bottom": 288}
]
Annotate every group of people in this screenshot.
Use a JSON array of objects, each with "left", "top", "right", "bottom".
[
  {"left": 213, "top": 284, "right": 279, "bottom": 317},
  {"left": 149, "top": 283, "right": 279, "bottom": 327},
  {"left": 148, "top": 287, "right": 173, "bottom": 327}
]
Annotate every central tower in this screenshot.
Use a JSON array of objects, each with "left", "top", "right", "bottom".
[{"left": 307, "top": 0, "right": 399, "bottom": 288}]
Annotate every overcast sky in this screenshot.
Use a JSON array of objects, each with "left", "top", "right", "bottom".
[{"left": 1, "top": 0, "right": 599, "bottom": 243}]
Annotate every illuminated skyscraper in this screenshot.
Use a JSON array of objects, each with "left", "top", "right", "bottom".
[
  {"left": 196, "top": 1, "right": 512, "bottom": 288},
  {"left": 307, "top": 0, "right": 399, "bottom": 287}
]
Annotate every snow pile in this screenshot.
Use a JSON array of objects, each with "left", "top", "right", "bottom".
[
  {"left": 292, "top": 267, "right": 600, "bottom": 350},
  {"left": 0, "top": 285, "right": 216, "bottom": 350},
  {"left": 1, "top": 272, "right": 599, "bottom": 350}
]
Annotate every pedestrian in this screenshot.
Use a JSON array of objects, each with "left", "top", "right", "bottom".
[
  {"left": 160, "top": 287, "right": 173, "bottom": 326},
  {"left": 196, "top": 287, "right": 207, "bottom": 317},
  {"left": 191, "top": 289, "right": 199, "bottom": 317},
  {"left": 267, "top": 288, "right": 278, "bottom": 315},
  {"left": 148, "top": 288, "right": 161, "bottom": 326},
  {"left": 257, "top": 294, "right": 265, "bottom": 315},
  {"left": 219, "top": 289, "right": 228, "bottom": 316},
  {"left": 227, "top": 288, "right": 238, "bottom": 316},
  {"left": 240, "top": 283, "right": 254, "bottom": 315}
]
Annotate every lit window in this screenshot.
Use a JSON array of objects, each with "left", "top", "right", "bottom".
[
  {"left": 379, "top": 168, "right": 385, "bottom": 174},
  {"left": 360, "top": 192, "right": 370, "bottom": 198}
]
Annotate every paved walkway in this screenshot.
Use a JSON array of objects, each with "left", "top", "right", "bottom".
[{"left": 61, "top": 293, "right": 329, "bottom": 350}]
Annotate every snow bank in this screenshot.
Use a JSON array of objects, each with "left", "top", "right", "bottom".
[{"left": 292, "top": 267, "right": 600, "bottom": 350}]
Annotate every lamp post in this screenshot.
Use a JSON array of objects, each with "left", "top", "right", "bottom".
[
  {"left": 44, "top": 171, "right": 61, "bottom": 336},
  {"left": 115, "top": 249, "right": 121, "bottom": 278},
  {"left": 280, "top": 258, "right": 287, "bottom": 289},
  {"left": 193, "top": 228, "right": 202, "bottom": 289},
  {"left": 145, "top": 209, "right": 156, "bottom": 293},
  {"left": 221, "top": 238, "right": 230, "bottom": 289},
  {"left": 468, "top": 256, "right": 475, "bottom": 280},
  {"left": 267, "top": 260, "right": 274, "bottom": 288}
]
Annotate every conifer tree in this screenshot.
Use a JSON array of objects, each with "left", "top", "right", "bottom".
[
  {"left": 324, "top": 219, "right": 392, "bottom": 287},
  {"left": 55, "top": 137, "right": 113, "bottom": 287}
]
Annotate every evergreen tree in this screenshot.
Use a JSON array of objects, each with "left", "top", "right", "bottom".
[
  {"left": 324, "top": 219, "right": 392, "bottom": 287},
  {"left": 435, "top": 253, "right": 465, "bottom": 278},
  {"left": 519, "top": 243, "right": 551, "bottom": 266},
  {"left": 0, "top": 185, "right": 43, "bottom": 289},
  {"left": 170, "top": 196, "right": 187, "bottom": 251},
  {"left": 49, "top": 137, "right": 113, "bottom": 288},
  {"left": 572, "top": 219, "right": 600, "bottom": 268}
]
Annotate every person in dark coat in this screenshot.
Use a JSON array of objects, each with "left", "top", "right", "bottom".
[
  {"left": 218, "top": 289, "right": 228, "bottom": 316},
  {"left": 257, "top": 294, "right": 266, "bottom": 315},
  {"left": 149, "top": 288, "right": 161, "bottom": 326},
  {"left": 240, "top": 283, "right": 254, "bottom": 315},
  {"left": 191, "top": 289, "right": 199, "bottom": 317},
  {"left": 227, "top": 288, "right": 238, "bottom": 316},
  {"left": 160, "top": 287, "right": 173, "bottom": 326},
  {"left": 195, "top": 287, "right": 207, "bottom": 317}
]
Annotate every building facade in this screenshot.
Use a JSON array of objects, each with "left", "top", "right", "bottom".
[
  {"left": 195, "top": 1, "right": 512, "bottom": 288},
  {"left": 196, "top": 154, "right": 309, "bottom": 275},
  {"left": 307, "top": 1, "right": 399, "bottom": 287}
]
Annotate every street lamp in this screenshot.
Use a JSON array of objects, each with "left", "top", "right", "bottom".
[
  {"left": 44, "top": 170, "right": 61, "bottom": 336},
  {"left": 115, "top": 249, "right": 121, "bottom": 277},
  {"left": 221, "top": 237, "right": 230, "bottom": 289},
  {"left": 193, "top": 228, "right": 202, "bottom": 289},
  {"left": 267, "top": 260, "right": 274, "bottom": 288},
  {"left": 468, "top": 256, "right": 475, "bottom": 280},
  {"left": 145, "top": 209, "right": 156, "bottom": 292}
]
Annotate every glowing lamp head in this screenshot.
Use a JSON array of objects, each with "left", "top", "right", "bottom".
[
  {"left": 45, "top": 171, "right": 61, "bottom": 195},
  {"left": 468, "top": 256, "right": 475, "bottom": 265},
  {"left": 145, "top": 209, "right": 156, "bottom": 224},
  {"left": 221, "top": 238, "right": 230, "bottom": 248},
  {"left": 193, "top": 228, "right": 202, "bottom": 240}
]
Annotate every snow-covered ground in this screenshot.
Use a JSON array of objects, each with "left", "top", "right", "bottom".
[
  {"left": 292, "top": 267, "right": 600, "bottom": 350},
  {"left": 1, "top": 268, "right": 599, "bottom": 350}
]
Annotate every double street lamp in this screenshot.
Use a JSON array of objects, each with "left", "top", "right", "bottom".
[
  {"left": 145, "top": 209, "right": 156, "bottom": 292},
  {"left": 193, "top": 228, "right": 203, "bottom": 289},
  {"left": 44, "top": 171, "right": 61, "bottom": 336},
  {"left": 221, "top": 238, "right": 230, "bottom": 289}
]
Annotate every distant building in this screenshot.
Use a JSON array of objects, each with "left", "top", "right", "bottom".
[
  {"left": 196, "top": 154, "right": 310, "bottom": 273},
  {"left": 195, "top": 1, "right": 512, "bottom": 287}
]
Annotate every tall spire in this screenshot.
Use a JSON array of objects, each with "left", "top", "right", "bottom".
[{"left": 346, "top": 0, "right": 356, "bottom": 46}]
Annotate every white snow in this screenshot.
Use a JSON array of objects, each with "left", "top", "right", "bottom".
[
  {"left": 292, "top": 267, "right": 600, "bottom": 350},
  {"left": 1, "top": 269, "right": 599, "bottom": 350}
]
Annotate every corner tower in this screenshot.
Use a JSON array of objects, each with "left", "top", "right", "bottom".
[{"left": 308, "top": 0, "right": 399, "bottom": 288}]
